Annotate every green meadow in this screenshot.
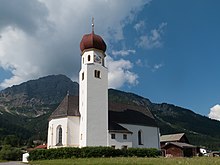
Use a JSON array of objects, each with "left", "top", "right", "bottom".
[{"left": 29, "top": 157, "right": 220, "bottom": 165}]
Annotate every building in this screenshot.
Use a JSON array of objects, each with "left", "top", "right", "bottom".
[
  {"left": 162, "top": 142, "right": 197, "bottom": 157},
  {"left": 160, "top": 133, "right": 189, "bottom": 147},
  {"left": 47, "top": 23, "right": 160, "bottom": 149},
  {"left": 160, "top": 133, "right": 197, "bottom": 157}
]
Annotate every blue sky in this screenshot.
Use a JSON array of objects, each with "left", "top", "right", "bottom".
[
  {"left": 118, "top": 0, "right": 220, "bottom": 117},
  {"left": 0, "top": 0, "right": 220, "bottom": 118}
]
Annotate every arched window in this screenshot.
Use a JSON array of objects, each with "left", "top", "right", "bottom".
[
  {"left": 56, "top": 125, "right": 62, "bottom": 146},
  {"left": 58, "top": 127, "right": 62, "bottom": 143},
  {"left": 88, "top": 55, "right": 91, "bottom": 61},
  {"left": 138, "top": 130, "right": 143, "bottom": 145}
]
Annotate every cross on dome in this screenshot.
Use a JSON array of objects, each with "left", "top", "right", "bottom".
[
  {"left": 92, "top": 17, "right": 94, "bottom": 33},
  {"left": 80, "top": 18, "right": 106, "bottom": 53}
]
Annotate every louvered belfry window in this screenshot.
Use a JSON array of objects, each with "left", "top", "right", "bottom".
[{"left": 94, "top": 70, "right": 101, "bottom": 78}]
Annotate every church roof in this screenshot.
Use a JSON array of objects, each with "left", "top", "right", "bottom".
[
  {"left": 48, "top": 95, "right": 158, "bottom": 128},
  {"left": 48, "top": 95, "right": 80, "bottom": 120},
  {"left": 109, "top": 121, "right": 132, "bottom": 134},
  {"left": 108, "top": 102, "right": 158, "bottom": 127}
]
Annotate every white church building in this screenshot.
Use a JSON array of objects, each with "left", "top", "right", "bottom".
[{"left": 47, "top": 23, "right": 160, "bottom": 149}]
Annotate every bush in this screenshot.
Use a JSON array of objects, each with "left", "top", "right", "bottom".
[
  {"left": 28, "top": 147, "right": 81, "bottom": 160},
  {"left": 80, "top": 147, "right": 123, "bottom": 158},
  {"left": 0, "top": 145, "right": 22, "bottom": 161},
  {"left": 28, "top": 147, "right": 160, "bottom": 161},
  {"left": 126, "top": 148, "right": 161, "bottom": 157}
]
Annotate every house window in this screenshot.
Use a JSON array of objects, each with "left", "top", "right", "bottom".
[
  {"left": 123, "top": 134, "right": 127, "bottom": 140},
  {"left": 122, "top": 145, "right": 128, "bottom": 149},
  {"left": 81, "top": 134, "right": 83, "bottom": 140},
  {"left": 83, "top": 57, "right": 84, "bottom": 64},
  {"left": 82, "top": 72, "right": 84, "bottom": 80},
  {"left": 94, "top": 70, "right": 101, "bottom": 78},
  {"left": 111, "top": 134, "right": 115, "bottom": 139},
  {"left": 88, "top": 55, "right": 91, "bottom": 61},
  {"left": 138, "top": 130, "right": 143, "bottom": 145}
]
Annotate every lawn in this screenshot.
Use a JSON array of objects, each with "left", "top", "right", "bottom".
[{"left": 29, "top": 157, "right": 220, "bottom": 165}]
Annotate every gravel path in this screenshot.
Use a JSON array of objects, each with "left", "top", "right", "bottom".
[{"left": 0, "top": 162, "right": 27, "bottom": 165}]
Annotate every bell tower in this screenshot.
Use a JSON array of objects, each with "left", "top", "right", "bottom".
[{"left": 79, "top": 20, "right": 108, "bottom": 147}]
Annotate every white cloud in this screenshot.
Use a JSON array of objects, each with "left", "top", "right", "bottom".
[
  {"left": 208, "top": 104, "right": 220, "bottom": 121},
  {"left": 112, "top": 49, "right": 136, "bottom": 56},
  {"left": 0, "top": 0, "right": 49, "bottom": 34},
  {"left": 135, "top": 59, "right": 143, "bottom": 66},
  {"left": 136, "top": 22, "right": 167, "bottom": 49},
  {"left": 134, "top": 20, "right": 145, "bottom": 32},
  {"left": 0, "top": 0, "right": 150, "bottom": 89},
  {"left": 152, "top": 63, "right": 164, "bottom": 71},
  {"left": 107, "top": 56, "right": 138, "bottom": 89},
  {"left": 135, "top": 59, "right": 163, "bottom": 72}
]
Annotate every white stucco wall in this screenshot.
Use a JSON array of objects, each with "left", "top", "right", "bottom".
[
  {"left": 81, "top": 50, "right": 106, "bottom": 66},
  {"left": 67, "top": 116, "right": 80, "bottom": 147},
  {"left": 47, "top": 118, "right": 67, "bottom": 148},
  {"left": 22, "top": 153, "right": 29, "bottom": 163},
  {"left": 120, "top": 124, "right": 160, "bottom": 149},
  {"left": 47, "top": 117, "right": 80, "bottom": 148},
  {"left": 108, "top": 132, "right": 132, "bottom": 149},
  {"left": 79, "top": 49, "right": 108, "bottom": 147}
]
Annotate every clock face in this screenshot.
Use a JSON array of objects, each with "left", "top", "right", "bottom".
[{"left": 94, "top": 54, "right": 101, "bottom": 64}]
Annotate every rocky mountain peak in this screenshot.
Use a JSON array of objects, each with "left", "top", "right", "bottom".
[{"left": 0, "top": 74, "right": 79, "bottom": 117}]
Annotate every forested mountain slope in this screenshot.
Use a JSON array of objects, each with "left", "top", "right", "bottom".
[{"left": 0, "top": 75, "right": 219, "bottom": 150}]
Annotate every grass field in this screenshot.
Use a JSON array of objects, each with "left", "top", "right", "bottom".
[{"left": 29, "top": 157, "right": 220, "bottom": 165}]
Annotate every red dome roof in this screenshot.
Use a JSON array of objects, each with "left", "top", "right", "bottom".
[{"left": 80, "top": 31, "right": 106, "bottom": 53}]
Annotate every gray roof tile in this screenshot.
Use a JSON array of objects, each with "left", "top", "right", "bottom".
[
  {"left": 160, "top": 133, "right": 185, "bottom": 142},
  {"left": 49, "top": 95, "right": 79, "bottom": 120},
  {"left": 49, "top": 95, "right": 158, "bottom": 130},
  {"left": 162, "top": 142, "right": 196, "bottom": 149}
]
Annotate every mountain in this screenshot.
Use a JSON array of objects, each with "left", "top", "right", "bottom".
[
  {"left": 109, "top": 89, "right": 220, "bottom": 150},
  {"left": 0, "top": 75, "right": 79, "bottom": 143},
  {"left": 0, "top": 75, "right": 220, "bottom": 150},
  {"left": 0, "top": 74, "right": 78, "bottom": 117}
]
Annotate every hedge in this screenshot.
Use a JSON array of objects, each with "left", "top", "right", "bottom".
[
  {"left": 28, "top": 147, "right": 161, "bottom": 160},
  {"left": 0, "top": 145, "right": 22, "bottom": 161}
]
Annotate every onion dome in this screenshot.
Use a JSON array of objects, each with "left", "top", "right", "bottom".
[
  {"left": 80, "top": 31, "right": 106, "bottom": 53},
  {"left": 80, "top": 20, "right": 106, "bottom": 53}
]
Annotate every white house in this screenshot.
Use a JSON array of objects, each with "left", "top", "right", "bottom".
[{"left": 47, "top": 23, "right": 160, "bottom": 149}]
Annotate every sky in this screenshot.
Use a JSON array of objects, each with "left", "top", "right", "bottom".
[{"left": 0, "top": 0, "right": 220, "bottom": 119}]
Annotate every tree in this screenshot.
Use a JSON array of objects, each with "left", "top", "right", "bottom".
[
  {"left": 3, "top": 135, "right": 20, "bottom": 147},
  {"left": 0, "top": 145, "right": 22, "bottom": 161}
]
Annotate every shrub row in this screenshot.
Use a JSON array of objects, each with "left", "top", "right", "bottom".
[
  {"left": 0, "top": 145, "right": 22, "bottom": 161},
  {"left": 28, "top": 147, "right": 161, "bottom": 160}
]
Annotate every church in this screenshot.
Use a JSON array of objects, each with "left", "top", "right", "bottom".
[{"left": 47, "top": 23, "right": 160, "bottom": 149}]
